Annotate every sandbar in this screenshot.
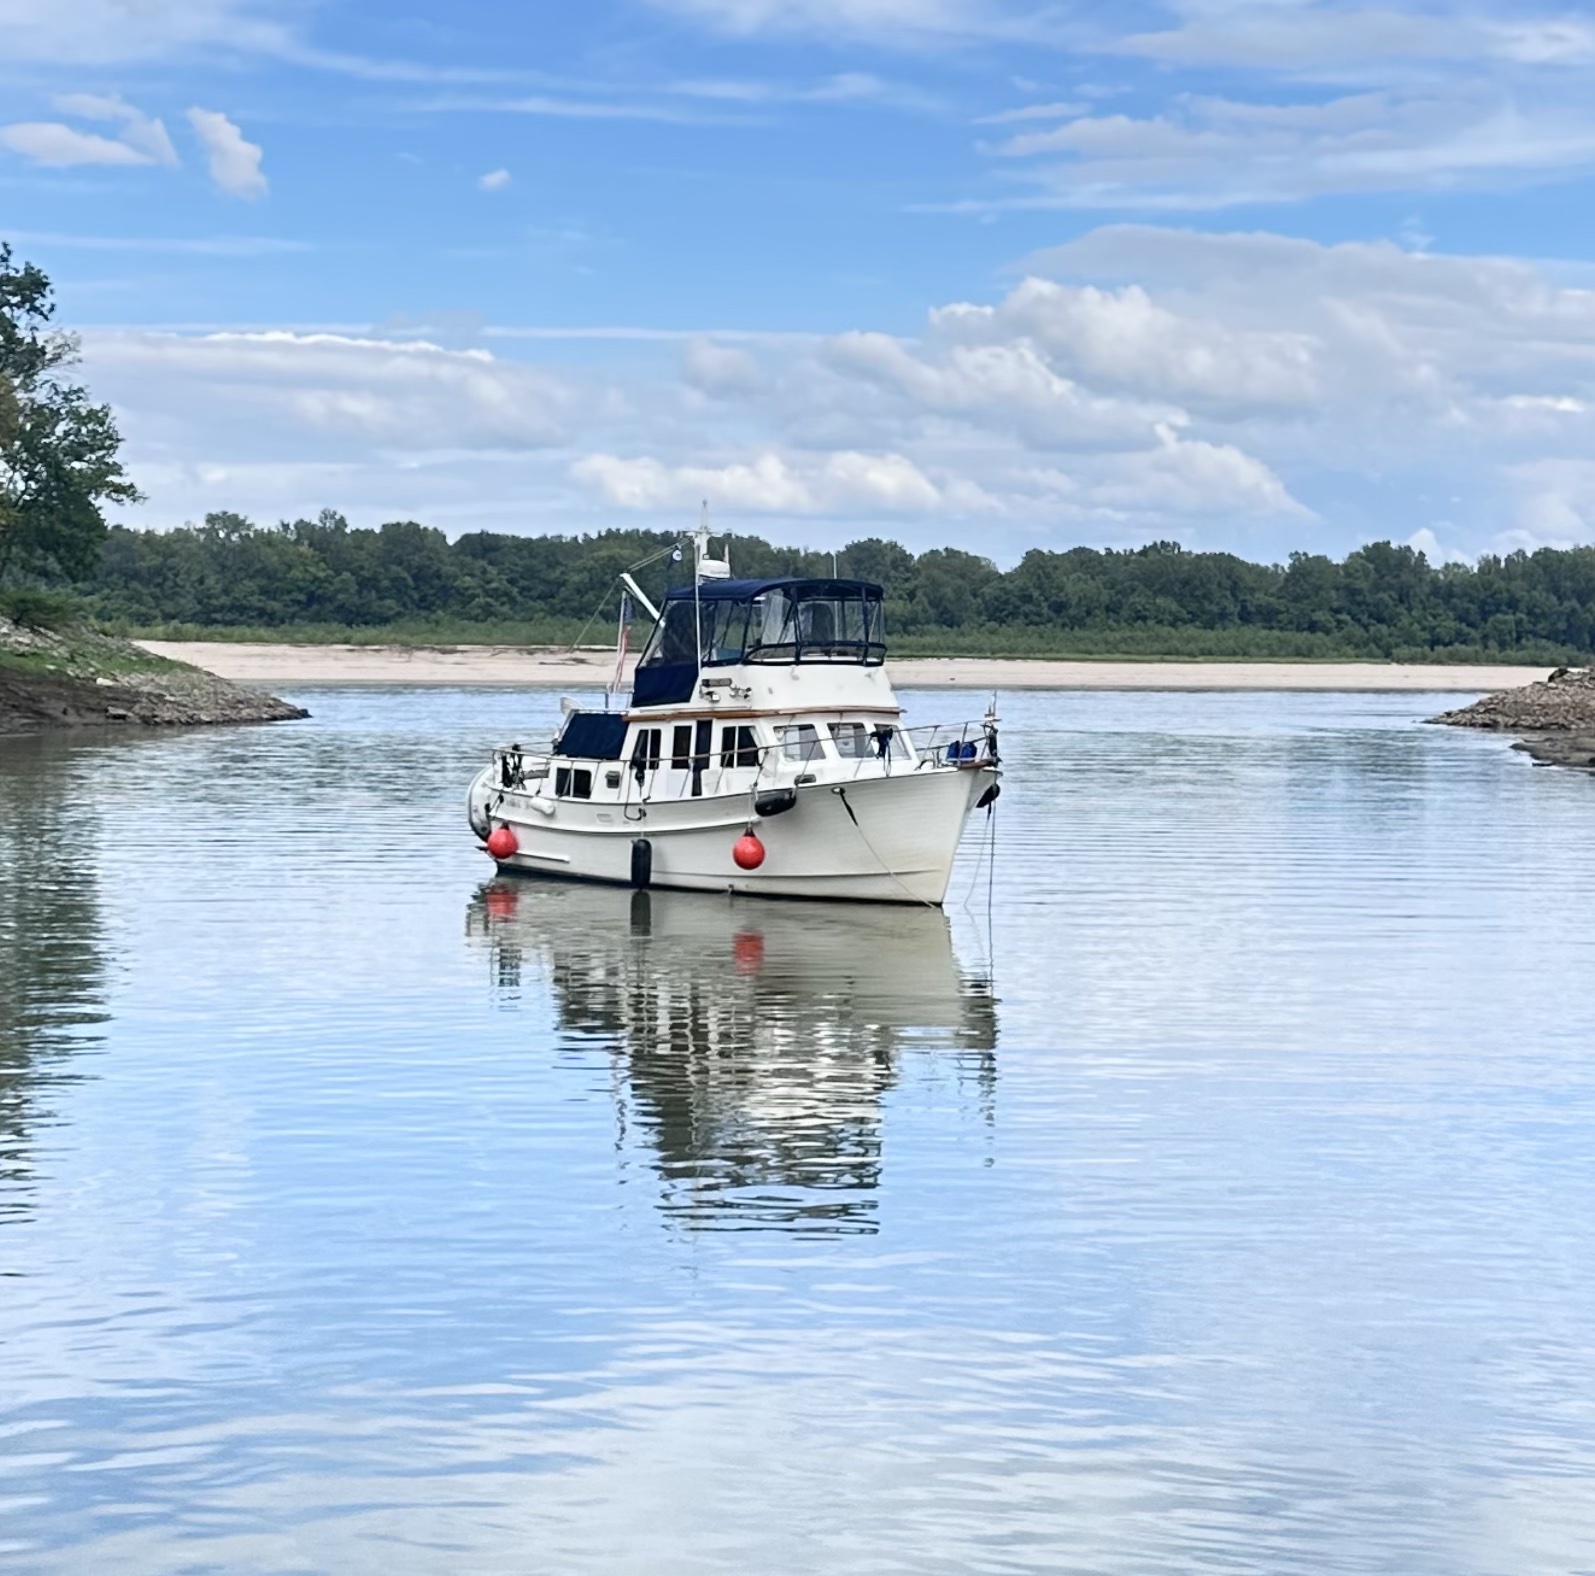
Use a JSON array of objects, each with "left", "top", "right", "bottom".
[{"left": 135, "top": 642, "right": 1551, "bottom": 693}]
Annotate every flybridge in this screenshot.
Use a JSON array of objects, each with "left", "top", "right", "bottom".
[
  {"left": 616, "top": 522, "right": 889, "bottom": 707},
  {"left": 633, "top": 579, "right": 887, "bottom": 707}
]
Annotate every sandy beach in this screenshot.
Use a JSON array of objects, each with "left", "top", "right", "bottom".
[{"left": 137, "top": 641, "right": 1551, "bottom": 693}]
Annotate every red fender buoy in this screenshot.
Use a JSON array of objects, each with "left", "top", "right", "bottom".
[
  {"left": 732, "top": 832, "right": 765, "bottom": 870},
  {"left": 486, "top": 825, "right": 518, "bottom": 860}
]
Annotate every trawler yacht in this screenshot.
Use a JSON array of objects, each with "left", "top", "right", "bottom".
[{"left": 466, "top": 527, "right": 999, "bottom": 904}]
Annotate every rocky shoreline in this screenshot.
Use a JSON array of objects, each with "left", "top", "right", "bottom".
[
  {"left": 1430, "top": 666, "right": 1595, "bottom": 771},
  {"left": 0, "top": 615, "right": 307, "bottom": 736}
]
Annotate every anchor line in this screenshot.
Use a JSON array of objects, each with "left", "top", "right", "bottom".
[{"left": 831, "top": 786, "right": 938, "bottom": 910}]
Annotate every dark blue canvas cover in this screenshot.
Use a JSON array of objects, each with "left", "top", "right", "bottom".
[{"left": 555, "top": 711, "right": 629, "bottom": 759}]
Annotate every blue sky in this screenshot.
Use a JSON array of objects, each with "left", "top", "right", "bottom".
[{"left": 4, "top": 0, "right": 1595, "bottom": 563}]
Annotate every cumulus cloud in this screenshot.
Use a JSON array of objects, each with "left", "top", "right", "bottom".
[
  {"left": 75, "top": 223, "right": 1595, "bottom": 557},
  {"left": 571, "top": 449, "right": 949, "bottom": 515},
  {"left": 1408, "top": 527, "right": 1473, "bottom": 565},
  {"left": 824, "top": 331, "right": 1178, "bottom": 446},
  {"left": 187, "top": 107, "right": 267, "bottom": 198},
  {"left": 1091, "top": 424, "right": 1311, "bottom": 519},
  {"left": 682, "top": 337, "right": 765, "bottom": 396},
  {"left": 477, "top": 167, "right": 512, "bottom": 190},
  {"left": 930, "top": 277, "right": 1321, "bottom": 413}
]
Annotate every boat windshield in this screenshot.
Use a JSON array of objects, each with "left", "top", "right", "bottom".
[{"left": 638, "top": 583, "right": 886, "bottom": 670}]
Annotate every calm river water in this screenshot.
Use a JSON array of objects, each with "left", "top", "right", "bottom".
[{"left": 3, "top": 687, "right": 1595, "bottom": 1575}]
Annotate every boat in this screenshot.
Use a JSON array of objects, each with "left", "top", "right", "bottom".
[{"left": 466, "top": 524, "right": 1000, "bottom": 904}]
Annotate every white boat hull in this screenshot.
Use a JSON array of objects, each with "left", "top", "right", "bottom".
[{"left": 471, "top": 763, "right": 995, "bottom": 905}]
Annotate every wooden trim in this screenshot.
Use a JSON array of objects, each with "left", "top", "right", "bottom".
[{"left": 623, "top": 706, "right": 901, "bottom": 723}]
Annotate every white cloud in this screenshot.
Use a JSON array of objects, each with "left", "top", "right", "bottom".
[
  {"left": 930, "top": 277, "right": 1321, "bottom": 413},
  {"left": 640, "top": 0, "right": 1006, "bottom": 42},
  {"left": 53, "top": 93, "right": 179, "bottom": 163},
  {"left": 0, "top": 0, "right": 288, "bottom": 65},
  {"left": 419, "top": 94, "right": 739, "bottom": 125},
  {"left": 824, "top": 331, "right": 1178, "bottom": 446},
  {"left": 981, "top": 88, "right": 1595, "bottom": 209},
  {"left": 669, "top": 70, "right": 942, "bottom": 110},
  {"left": 571, "top": 449, "right": 948, "bottom": 515},
  {"left": 1408, "top": 527, "right": 1472, "bottom": 565},
  {"left": 1091, "top": 423, "right": 1311, "bottom": 519},
  {"left": 0, "top": 121, "right": 158, "bottom": 167},
  {"left": 1504, "top": 459, "right": 1595, "bottom": 548},
  {"left": 478, "top": 167, "right": 512, "bottom": 191},
  {"left": 976, "top": 100, "right": 1087, "bottom": 125},
  {"left": 1113, "top": 5, "right": 1595, "bottom": 73},
  {"left": 186, "top": 107, "right": 267, "bottom": 199},
  {"left": 682, "top": 337, "right": 765, "bottom": 396},
  {"left": 84, "top": 329, "right": 573, "bottom": 453},
  {"left": 72, "top": 224, "right": 1595, "bottom": 559}
]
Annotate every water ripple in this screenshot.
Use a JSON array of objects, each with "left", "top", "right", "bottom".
[{"left": 2, "top": 687, "right": 1594, "bottom": 1573}]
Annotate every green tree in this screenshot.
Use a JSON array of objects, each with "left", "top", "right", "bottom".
[{"left": 0, "top": 245, "right": 141, "bottom": 585}]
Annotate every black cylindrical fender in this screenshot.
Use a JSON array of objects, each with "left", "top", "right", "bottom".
[{"left": 630, "top": 837, "right": 653, "bottom": 889}]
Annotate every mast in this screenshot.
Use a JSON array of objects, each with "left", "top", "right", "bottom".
[{"left": 692, "top": 503, "right": 731, "bottom": 668}]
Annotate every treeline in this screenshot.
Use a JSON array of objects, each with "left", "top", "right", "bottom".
[{"left": 89, "top": 509, "right": 1595, "bottom": 662}]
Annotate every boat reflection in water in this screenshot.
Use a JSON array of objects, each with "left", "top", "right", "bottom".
[{"left": 467, "top": 882, "right": 997, "bottom": 1234}]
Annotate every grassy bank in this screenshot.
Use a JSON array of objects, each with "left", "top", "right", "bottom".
[
  {"left": 1, "top": 616, "right": 189, "bottom": 683},
  {"left": 0, "top": 613, "right": 306, "bottom": 734}
]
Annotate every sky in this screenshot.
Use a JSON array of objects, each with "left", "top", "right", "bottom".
[{"left": 4, "top": 0, "right": 1595, "bottom": 566}]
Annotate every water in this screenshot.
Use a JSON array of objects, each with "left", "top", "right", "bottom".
[{"left": 3, "top": 687, "right": 1595, "bottom": 1575}]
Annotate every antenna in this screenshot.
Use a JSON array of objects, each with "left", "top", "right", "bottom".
[{"left": 693, "top": 499, "right": 731, "bottom": 582}]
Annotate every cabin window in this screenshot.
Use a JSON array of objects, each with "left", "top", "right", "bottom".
[
  {"left": 630, "top": 727, "right": 662, "bottom": 780},
  {"left": 780, "top": 723, "right": 824, "bottom": 763},
  {"left": 555, "top": 767, "right": 593, "bottom": 799},
  {"left": 829, "top": 721, "right": 874, "bottom": 759},
  {"left": 670, "top": 724, "right": 693, "bottom": 770},
  {"left": 720, "top": 725, "right": 760, "bottom": 768}
]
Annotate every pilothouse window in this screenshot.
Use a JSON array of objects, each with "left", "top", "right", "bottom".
[
  {"left": 829, "top": 721, "right": 874, "bottom": 759},
  {"left": 720, "top": 725, "right": 760, "bottom": 768},
  {"left": 780, "top": 724, "right": 824, "bottom": 763}
]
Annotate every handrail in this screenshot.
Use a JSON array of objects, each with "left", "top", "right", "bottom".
[{"left": 491, "top": 713, "right": 996, "bottom": 808}]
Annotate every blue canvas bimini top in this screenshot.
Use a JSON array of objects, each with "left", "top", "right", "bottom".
[
  {"left": 631, "top": 577, "right": 889, "bottom": 707},
  {"left": 660, "top": 577, "right": 884, "bottom": 603}
]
